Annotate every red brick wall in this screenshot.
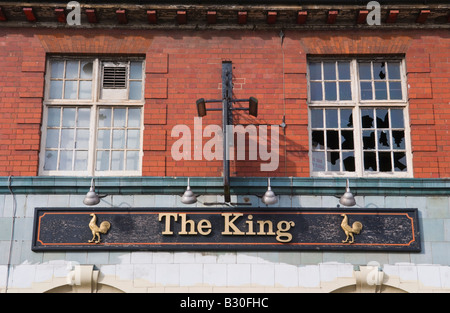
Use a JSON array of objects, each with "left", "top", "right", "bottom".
[{"left": 0, "top": 28, "right": 448, "bottom": 178}]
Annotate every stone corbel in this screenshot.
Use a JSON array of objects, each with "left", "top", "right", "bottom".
[
  {"left": 67, "top": 265, "right": 99, "bottom": 293},
  {"left": 355, "top": 264, "right": 385, "bottom": 293}
]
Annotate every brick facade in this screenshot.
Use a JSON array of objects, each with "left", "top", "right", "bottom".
[{"left": 0, "top": 28, "right": 449, "bottom": 178}]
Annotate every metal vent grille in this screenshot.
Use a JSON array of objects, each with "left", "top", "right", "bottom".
[{"left": 102, "top": 66, "right": 127, "bottom": 89}]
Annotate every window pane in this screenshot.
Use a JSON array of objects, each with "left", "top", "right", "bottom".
[
  {"left": 376, "top": 109, "right": 389, "bottom": 128},
  {"left": 46, "top": 129, "right": 60, "bottom": 148},
  {"left": 112, "top": 129, "right": 125, "bottom": 149},
  {"left": 61, "top": 129, "right": 75, "bottom": 148},
  {"left": 359, "top": 63, "right": 372, "bottom": 80},
  {"left": 364, "top": 152, "right": 377, "bottom": 171},
  {"left": 342, "top": 152, "right": 355, "bottom": 172},
  {"left": 388, "top": 62, "right": 401, "bottom": 79},
  {"left": 312, "top": 151, "right": 326, "bottom": 171},
  {"left": 80, "top": 61, "right": 93, "bottom": 79},
  {"left": 98, "top": 108, "right": 112, "bottom": 127},
  {"left": 327, "top": 152, "right": 340, "bottom": 171},
  {"left": 341, "top": 130, "right": 354, "bottom": 149},
  {"left": 76, "top": 129, "right": 90, "bottom": 149},
  {"left": 50, "top": 81, "right": 63, "bottom": 99},
  {"left": 390, "top": 109, "right": 404, "bottom": 128},
  {"left": 378, "top": 152, "right": 392, "bottom": 172},
  {"left": 338, "top": 62, "right": 350, "bottom": 80},
  {"left": 362, "top": 130, "right": 375, "bottom": 149},
  {"left": 326, "top": 130, "right": 339, "bottom": 150},
  {"left": 44, "top": 151, "right": 57, "bottom": 170},
  {"left": 339, "top": 82, "right": 351, "bottom": 100},
  {"left": 64, "top": 81, "right": 78, "bottom": 99},
  {"left": 128, "top": 108, "right": 141, "bottom": 127},
  {"left": 130, "top": 62, "right": 143, "bottom": 79},
  {"left": 340, "top": 109, "right": 353, "bottom": 128},
  {"left": 126, "top": 151, "right": 139, "bottom": 171},
  {"left": 392, "top": 130, "right": 405, "bottom": 149},
  {"left": 324, "top": 82, "right": 337, "bottom": 101},
  {"left": 311, "top": 131, "right": 324, "bottom": 149},
  {"left": 65, "top": 61, "right": 79, "bottom": 79},
  {"left": 373, "top": 62, "right": 386, "bottom": 80},
  {"left": 129, "top": 81, "right": 142, "bottom": 100},
  {"left": 77, "top": 108, "right": 90, "bottom": 127},
  {"left": 360, "top": 82, "right": 372, "bottom": 100},
  {"left": 96, "top": 150, "right": 109, "bottom": 171},
  {"left": 377, "top": 130, "right": 390, "bottom": 149},
  {"left": 389, "top": 81, "right": 402, "bottom": 100},
  {"left": 59, "top": 151, "right": 73, "bottom": 170},
  {"left": 113, "top": 108, "right": 127, "bottom": 127},
  {"left": 323, "top": 62, "right": 336, "bottom": 80},
  {"left": 97, "top": 130, "right": 111, "bottom": 149},
  {"left": 127, "top": 129, "right": 140, "bottom": 149},
  {"left": 74, "top": 151, "right": 88, "bottom": 171},
  {"left": 309, "top": 63, "right": 322, "bottom": 80},
  {"left": 394, "top": 152, "right": 407, "bottom": 171},
  {"left": 361, "top": 109, "right": 374, "bottom": 128},
  {"left": 374, "top": 81, "right": 387, "bottom": 100},
  {"left": 79, "top": 81, "right": 92, "bottom": 99},
  {"left": 51, "top": 61, "right": 64, "bottom": 78},
  {"left": 111, "top": 151, "right": 124, "bottom": 171},
  {"left": 325, "top": 109, "right": 338, "bottom": 128},
  {"left": 311, "top": 109, "right": 323, "bottom": 128},
  {"left": 62, "top": 108, "right": 76, "bottom": 127},
  {"left": 47, "top": 107, "right": 61, "bottom": 127},
  {"left": 310, "top": 82, "right": 322, "bottom": 101}
]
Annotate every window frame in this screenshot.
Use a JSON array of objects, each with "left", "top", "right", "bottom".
[
  {"left": 39, "top": 56, "right": 145, "bottom": 177},
  {"left": 307, "top": 57, "right": 413, "bottom": 178}
]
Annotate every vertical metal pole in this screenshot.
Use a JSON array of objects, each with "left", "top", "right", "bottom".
[{"left": 222, "top": 61, "right": 232, "bottom": 203}]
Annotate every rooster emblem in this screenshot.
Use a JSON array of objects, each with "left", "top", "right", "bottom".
[
  {"left": 340, "top": 214, "right": 363, "bottom": 244},
  {"left": 88, "top": 214, "right": 111, "bottom": 244}
]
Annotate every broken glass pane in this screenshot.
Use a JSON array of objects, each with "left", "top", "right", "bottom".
[
  {"left": 378, "top": 152, "right": 392, "bottom": 172},
  {"left": 323, "top": 62, "right": 336, "bottom": 80},
  {"left": 374, "top": 62, "right": 386, "bottom": 80},
  {"left": 309, "top": 63, "right": 322, "bottom": 80},
  {"left": 311, "top": 131, "right": 324, "bottom": 149},
  {"left": 339, "top": 82, "right": 352, "bottom": 100},
  {"left": 364, "top": 151, "right": 377, "bottom": 171},
  {"left": 340, "top": 109, "right": 353, "bottom": 128},
  {"left": 341, "top": 130, "right": 354, "bottom": 149},
  {"left": 342, "top": 151, "right": 355, "bottom": 172},
  {"left": 377, "top": 130, "right": 390, "bottom": 149},
  {"left": 326, "top": 130, "right": 339, "bottom": 150},
  {"left": 310, "top": 82, "right": 323, "bottom": 101},
  {"left": 390, "top": 109, "right": 404, "bottom": 128},
  {"left": 361, "top": 109, "right": 374, "bottom": 128},
  {"left": 375, "top": 81, "right": 387, "bottom": 100},
  {"left": 360, "top": 82, "right": 372, "bottom": 100},
  {"left": 376, "top": 109, "right": 389, "bottom": 128},
  {"left": 362, "top": 130, "right": 375, "bottom": 149},
  {"left": 359, "top": 63, "right": 372, "bottom": 80},
  {"left": 327, "top": 152, "right": 340, "bottom": 171},
  {"left": 325, "top": 82, "right": 337, "bottom": 101},
  {"left": 311, "top": 109, "right": 323, "bottom": 128},
  {"left": 44, "top": 151, "right": 57, "bottom": 170},
  {"left": 389, "top": 81, "right": 402, "bottom": 100},
  {"left": 392, "top": 130, "right": 405, "bottom": 149},
  {"left": 338, "top": 62, "right": 350, "bottom": 80},
  {"left": 325, "top": 109, "right": 338, "bottom": 128},
  {"left": 394, "top": 152, "right": 407, "bottom": 171}
]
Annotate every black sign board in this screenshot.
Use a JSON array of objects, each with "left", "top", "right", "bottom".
[{"left": 32, "top": 207, "right": 421, "bottom": 252}]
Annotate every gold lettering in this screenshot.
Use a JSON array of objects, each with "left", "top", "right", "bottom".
[
  {"left": 158, "top": 213, "right": 178, "bottom": 235},
  {"left": 197, "top": 219, "right": 212, "bottom": 235},
  {"left": 276, "top": 221, "right": 295, "bottom": 243},
  {"left": 245, "top": 215, "right": 256, "bottom": 235},
  {"left": 257, "top": 220, "right": 275, "bottom": 235},
  {"left": 221, "top": 213, "right": 244, "bottom": 235},
  {"left": 179, "top": 213, "right": 197, "bottom": 235}
]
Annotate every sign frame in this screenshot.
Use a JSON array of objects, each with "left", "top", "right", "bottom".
[{"left": 32, "top": 207, "right": 421, "bottom": 252}]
